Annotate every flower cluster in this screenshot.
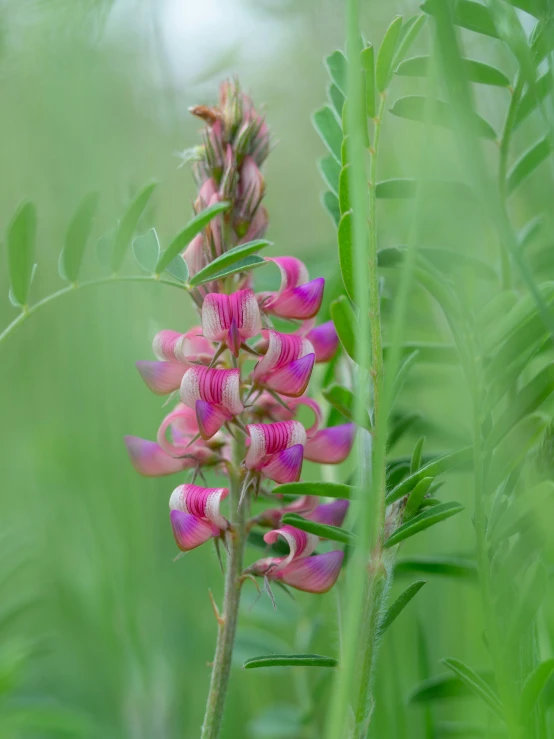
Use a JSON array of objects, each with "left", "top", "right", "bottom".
[{"left": 125, "top": 81, "right": 354, "bottom": 596}]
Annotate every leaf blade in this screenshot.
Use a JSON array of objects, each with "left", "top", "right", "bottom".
[
  {"left": 7, "top": 201, "right": 37, "bottom": 306},
  {"left": 376, "top": 15, "right": 403, "bottom": 92},
  {"left": 60, "top": 192, "right": 99, "bottom": 282},
  {"left": 384, "top": 502, "right": 464, "bottom": 549},
  {"left": 312, "top": 105, "right": 343, "bottom": 163},
  {"left": 442, "top": 658, "right": 503, "bottom": 719},
  {"left": 111, "top": 182, "right": 157, "bottom": 272},
  {"left": 379, "top": 580, "right": 426, "bottom": 634},
  {"left": 243, "top": 654, "right": 338, "bottom": 669},
  {"left": 281, "top": 514, "right": 355, "bottom": 546},
  {"left": 272, "top": 481, "right": 354, "bottom": 499},
  {"left": 188, "top": 239, "right": 271, "bottom": 287}
]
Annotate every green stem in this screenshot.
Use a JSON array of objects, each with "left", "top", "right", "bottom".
[
  {"left": 0, "top": 275, "right": 185, "bottom": 347},
  {"left": 200, "top": 436, "right": 246, "bottom": 739}
]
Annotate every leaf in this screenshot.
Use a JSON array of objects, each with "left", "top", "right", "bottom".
[
  {"left": 325, "top": 50, "right": 348, "bottom": 95},
  {"left": 410, "top": 436, "right": 425, "bottom": 474},
  {"left": 165, "top": 255, "right": 189, "bottom": 283},
  {"left": 392, "top": 15, "right": 427, "bottom": 69},
  {"left": 7, "top": 201, "right": 36, "bottom": 306},
  {"left": 248, "top": 705, "right": 303, "bottom": 738},
  {"left": 386, "top": 448, "right": 472, "bottom": 505},
  {"left": 521, "top": 660, "right": 554, "bottom": 719},
  {"left": 384, "top": 502, "right": 464, "bottom": 549},
  {"left": 111, "top": 182, "right": 157, "bottom": 272},
  {"left": 388, "top": 412, "right": 422, "bottom": 449},
  {"left": 132, "top": 228, "right": 160, "bottom": 273},
  {"left": 322, "top": 191, "right": 340, "bottom": 227},
  {"left": 243, "top": 654, "right": 338, "bottom": 669},
  {"left": 376, "top": 15, "right": 403, "bottom": 92},
  {"left": 442, "top": 659, "right": 503, "bottom": 719},
  {"left": 155, "top": 201, "right": 230, "bottom": 274},
  {"left": 507, "top": 137, "right": 551, "bottom": 195},
  {"left": 328, "top": 84, "right": 345, "bottom": 117},
  {"left": 396, "top": 56, "right": 510, "bottom": 87},
  {"left": 388, "top": 342, "right": 459, "bottom": 365},
  {"left": 395, "top": 556, "right": 477, "bottom": 580},
  {"left": 318, "top": 156, "right": 341, "bottom": 195},
  {"left": 409, "top": 673, "right": 485, "bottom": 702},
  {"left": 518, "top": 215, "right": 545, "bottom": 252},
  {"left": 375, "top": 178, "right": 474, "bottom": 200},
  {"left": 379, "top": 580, "right": 426, "bottom": 634},
  {"left": 95, "top": 231, "right": 114, "bottom": 269},
  {"left": 361, "top": 44, "right": 375, "bottom": 118},
  {"left": 504, "top": 561, "right": 547, "bottom": 648},
  {"left": 486, "top": 413, "right": 548, "bottom": 491},
  {"left": 404, "top": 477, "right": 434, "bottom": 521},
  {"left": 489, "top": 481, "right": 554, "bottom": 543},
  {"left": 338, "top": 165, "right": 350, "bottom": 214},
  {"left": 312, "top": 105, "right": 343, "bottom": 163},
  {"left": 281, "top": 514, "right": 355, "bottom": 546},
  {"left": 188, "top": 239, "right": 271, "bottom": 287},
  {"left": 322, "top": 383, "right": 372, "bottom": 430},
  {"left": 514, "top": 72, "right": 553, "bottom": 130},
  {"left": 330, "top": 295, "right": 358, "bottom": 363},
  {"left": 59, "top": 192, "right": 99, "bottom": 282},
  {"left": 421, "top": 0, "right": 499, "bottom": 39},
  {"left": 198, "top": 255, "right": 266, "bottom": 284},
  {"left": 390, "top": 96, "right": 496, "bottom": 139},
  {"left": 272, "top": 481, "right": 354, "bottom": 499},
  {"left": 337, "top": 211, "right": 355, "bottom": 300},
  {"left": 505, "top": 0, "right": 547, "bottom": 17}
]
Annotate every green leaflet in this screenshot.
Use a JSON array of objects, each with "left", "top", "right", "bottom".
[
  {"left": 188, "top": 239, "right": 271, "bottom": 286},
  {"left": 421, "top": 0, "right": 499, "bottom": 39},
  {"left": 408, "top": 673, "right": 486, "bottom": 703},
  {"left": 312, "top": 105, "right": 343, "bottom": 163},
  {"left": 403, "top": 477, "right": 434, "bottom": 521},
  {"left": 504, "top": 561, "right": 547, "bottom": 649},
  {"left": 507, "top": 137, "right": 552, "bottom": 195},
  {"left": 271, "top": 481, "right": 354, "bottom": 500},
  {"left": 318, "top": 156, "right": 341, "bottom": 195},
  {"left": 281, "top": 514, "right": 356, "bottom": 546},
  {"left": 322, "top": 383, "right": 372, "bottom": 430},
  {"left": 486, "top": 413, "right": 548, "bottom": 492},
  {"left": 243, "top": 654, "right": 338, "bottom": 669},
  {"left": 396, "top": 55, "right": 510, "bottom": 87},
  {"left": 132, "top": 228, "right": 160, "bottom": 273},
  {"left": 386, "top": 448, "right": 471, "bottom": 504},
  {"left": 325, "top": 50, "right": 348, "bottom": 95},
  {"left": 111, "top": 182, "right": 157, "bottom": 272},
  {"left": 376, "top": 15, "right": 402, "bottom": 92},
  {"left": 392, "top": 14, "right": 426, "bottom": 70},
  {"left": 384, "top": 502, "right": 464, "bottom": 549},
  {"left": 394, "top": 556, "right": 477, "bottom": 580},
  {"left": 375, "top": 178, "right": 474, "bottom": 200},
  {"left": 7, "top": 201, "right": 37, "bottom": 306},
  {"left": 442, "top": 659, "right": 503, "bottom": 719},
  {"left": 390, "top": 95, "right": 497, "bottom": 139},
  {"left": 328, "top": 83, "right": 345, "bottom": 117},
  {"left": 361, "top": 44, "right": 375, "bottom": 118},
  {"left": 378, "top": 580, "right": 426, "bottom": 634},
  {"left": 59, "top": 192, "right": 99, "bottom": 282},
  {"left": 322, "top": 191, "right": 341, "bottom": 227},
  {"left": 488, "top": 481, "right": 554, "bottom": 543},
  {"left": 330, "top": 295, "right": 358, "bottom": 364},
  {"left": 521, "top": 660, "right": 554, "bottom": 719},
  {"left": 338, "top": 164, "right": 350, "bottom": 214},
  {"left": 197, "top": 255, "right": 266, "bottom": 284},
  {"left": 337, "top": 211, "right": 355, "bottom": 300},
  {"left": 514, "top": 72, "right": 553, "bottom": 130}
]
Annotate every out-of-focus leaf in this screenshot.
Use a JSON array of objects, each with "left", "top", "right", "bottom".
[
  {"left": 379, "top": 580, "right": 426, "bottom": 634},
  {"left": 361, "top": 44, "right": 375, "bottom": 118},
  {"left": 518, "top": 215, "right": 545, "bottom": 252},
  {"left": 384, "top": 502, "right": 464, "bottom": 548},
  {"left": 165, "top": 255, "right": 189, "bottom": 283},
  {"left": 318, "top": 156, "right": 341, "bottom": 195},
  {"left": 330, "top": 295, "right": 358, "bottom": 363},
  {"left": 189, "top": 239, "right": 271, "bottom": 286},
  {"left": 489, "top": 481, "right": 554, "bottom": 543},
  {"left": 409, "top": 674, "right": 486, "bottom": 702},
  {"left": 326, "top": 50, "right": 348, "bottom": 95},
  {"left": 377, "top": 246, "right": 405, "bottom": 267},
  {"left": 322, "top": 191, "right": 340, "bottom": 227},
  {"left": 385, "top": 342, "right": 459, "bottom": 364},
  {"left": 132, "top": 228, "right": 160, "bottom": 273},
  {"left": 505, "top": 561, "right": 547, "bottom": 647},
  {"left": 248, "top": 705, "right": 303, "bottom": 739},
  {"left": 272, "top": 481, "right": 354, "bottom": 499},
  {"left": 95, "top": 231, "right": 114, "bottom": 269},
  {"left": 338, "top": 165, "right": 350, "bottom": 214},
  {"left": 396, "top": 55, "right": 510, "bottom": 87},
  {"left": 322, "top": 383, "right": 372, "bottom": 430},
  {"left": 514, "top": 72, "right": 553, "bottom": 130},
  {"left": 59, "top": 192, "right": 99, "bottom": 282},
  {"left": 155, "top": 201, "right": 229, "bottom": 273},
  {"left": 404, "top": 477, "right": 434, "bottom": 521},
  {"left": 312, "top": 105, "right": 343, "bottom": 163},
  {"left": 243, "top": 654, "right": 338, "bottom": 669},
  {"left": 521, "top": 660, "right": 554, "bottom": 719},
  {"left": 388, "top": 412, "right": 422, "bottom": 448},
  {"left": 505, "top": 0, "right": 547, "bottom": 17},
  {"left": 392, "top": 15, "right": 427, "bottom": 69},
  {"left": 337, "top": 211, "right": 355, "bottom": 300},
  {"left": 442, "top": 659, "right": 503, "bottom": 719},
  {"left": 328, "top": 83, "right": 345, "bottom": 117},
  {"left": 486, "top": 413, "right": 548, "bottom": 491},
  {"left": 281, "top": 514, "right": 355, "bottom": 545},
  {"left": 7, "top": 201, "right": 36, "bottom": 306},
  {"left": 507, "top": 137, "right": 551, "bottom": 195},
  {"left": 375, "top": 178, "right": 474, "bottom": 200},
  {"left": 487, "top": 0, "right": 536, "bottom": 89},
  {"left": 421, "top": 0, "right": 499, "bottom": 39},
  {"left": 387, "top": 448, "right": 472, "bottom": 504},
  {"left": 391, "top": 350, "right": 419, "bottom": 409},
  {"left": 390, "top": 96, "right": 497, "bottom": 139},
  {"left": 376, "top": 15, "right": 402, "bottom": 92},
  {"left": 410, "top": 436, "right": 425, "bottom": 474},
  {"left": 395, "top": 556, "right": 477, "bottom": 580},
  {"left": 111, "top": 182, "right": 156, "bottom": 272}
]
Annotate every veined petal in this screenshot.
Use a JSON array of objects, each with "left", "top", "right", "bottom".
[
  {"left": 266, "top": 278, "right": 325, "bottom": 320},
  {"left": 182, "top": 234, "right": 205, "bottom": 277},
  {"left": 180, "top": 366, "right": 243, "bottom": 416},
  {"left": 309, "top": 499, "right": 349, "bottom": 528},
  {"left": 253, "top": 330, "right": 314, "bottom": 382},
  {"left": 152, "top": 330, "right": 185, "bottom": 362},
  {"left": 136, "top": 360, "right": 187, "bottom": 395},
  {"left": 124, "top": 436, "right": 193, "bottom": 477},
  {"left": 157, "top": 404, "right": 198, "bottom": 456},
  {"left": 174, "top": 327, "right": 214, "bottom": 364},
  {"left": 265, "top": 354, "right": 315, "bottom": 397},
  {"left": 263, "top": 524, "right": 319, "bottom": 567},
  {"left": 267, "top": 257, "right": 309, "bottom": 291},
  {"left": 169, "top": 483, "right": 229, "bottom": 530},
  {"left": 170, "top": 510, "right": 217, "bottom": 551},
  {"left": 195, "top": 399, "right": 231, "bottom": 440},
  {"left": 201, "top": 289, "right": 262, "bottom": 352},
  {"left": 274, "top": 551, "right": 344, "bottom": 593},
  {"left": 306, "top": 321, "right": 339, "bottom": 363},
  {"left": 245, "top": 421, "right": 306, "bottom": 469},
  {"left": 304, "top": 424, "right": 356, "bottom": 464},
  {"left": 261, "top": 444, "right": 304, "bottom": 483}
]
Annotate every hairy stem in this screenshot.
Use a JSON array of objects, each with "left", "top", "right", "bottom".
[{"left": 200, "top": 436, "right": 246, "bottom": 739}]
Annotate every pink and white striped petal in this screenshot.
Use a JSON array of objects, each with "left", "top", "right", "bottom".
[
  {"left": 156, "top": 404, "right": 198, "bottom": 456},
  {"left": 245, "top": 421, "right": 306, "bottom": 470},
  {"left": 202, "top": 289, "right": 262, "bottom": 356},
  {"left": 304, "top": 424, "right": 356, "bottom": 464},
  {"left": 253, "top": 330, "right": 315, "bottom": 397},
  {"left": 124, "top": 436, "right": 194, "bottom": 477},
  {"left": 170, "top": 510, "right": 218, "bottom": 551},
  {"left": 261, "top": 444, "right": 305, "bottom": 483},
  {"left": 153, "top": 327, "right": 214, "bottom": 364},
  {"left": 180, "top": 367, "right": 243, "bottom": 416},
  {"left": 264, "top": 524, "right": 319, "bottom": 567},
  {"left": 308, "top": 499, "right": 349, "bottom": 528},
  {"left": 136, "top": 360, "right": 187, "bottom": 395},
  {"left": 169, "top": 483, "right": 229, "bottom": 530},
  {"left": 274, "top": 551, "right": 345, "bottom": 593},
  {"left": 306, "top": 321, "right": 339, "bottom": 363}
]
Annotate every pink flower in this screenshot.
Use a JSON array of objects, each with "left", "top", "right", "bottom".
[
  {"left": 306, "top": 321, "right": 339, "bottom": 363},
  {"left": 183, "top": 234, "right": 205, "bottom": 278},
  {"left": 255, "top": 393, "right": 322, "bottom": 438},
  {"left": 304, "top": 424, "right": 356, "bottom": 464},
  {"left": 169, "top": 484, "right": 229, "bottom": 551},
  {"left": 202, "top": 289, "right": 262, "bottom": 356},
  {"left": 180, "top": 366, "right": 243, "bottom": 439},
  {"left": 252, "top": 330, "right": 315, "bottom": 398},
  {"left": 245, "top": 421, "right": 306, "bottom": 483},
  {"left": 261, "top": 257, "right": 324, "bottom": 320},
  {"left": 125, "top": 436, "right": 196, "bottom": 477}
]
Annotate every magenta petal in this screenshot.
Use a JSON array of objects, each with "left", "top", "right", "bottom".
[
  {"left": 152, "top": 330, "right": 185, "bottom": 361},
  {"left": 195, "top": 400, "right": 230, "bottom": 440},
  {"left": 169, "top": 483, "right": 229, "bottom": 530},
  {"left": 136, "top": 361, "right": 186, "bottom": 395},
  {"left": 262, "top": 444, "right": 305, "bottom": 483},
  {"left": 274, "top": 551, "right": 345, "bottom": 593},
  {"left": 304, "top": 424, "right": 356, "bottom": 464},
  {"left": 266, "top": 354, "right": 315, "bottom": 398},
  {"left": 124, "top": 436, "right": 191, "bottom": 477},
  {"left": 202, "top": 289, "right": 262, "bottom": 346},
  {"left": 180, "top": 366, "right": 243, "bottom": 416},
  {"left": 245, "top": 421, "right": 307, "bottom": 469},
  {"left": 170, "top": 510, "right": 216, "bottom": 551},
  {"left": 264, "top": 524, "right": 319, "bottom": 566},
  {"left": 267, "top": 257, "right": 309, "bottom": 291},
  {"left": 267, "top": 278, "right": 325, "bottom": 320},
  {"left": 309, "top": 499, "right": 349, "bottom": 528},
  {"left": 307, "top": 321, "right": 339, "bottom": 363},
  {"left": 261, "top": 495, "right": 319, "bottom": 527}
]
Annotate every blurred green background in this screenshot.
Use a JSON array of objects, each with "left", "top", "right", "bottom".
[{"left": 1, "top": 1, "right": 553, "bottom": 737}]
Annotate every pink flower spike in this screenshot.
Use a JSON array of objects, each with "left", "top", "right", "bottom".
[
  {"left": 263, "top": 524, "right": 319, "bottom": 567},
  {"left": 170, "top": 510, "right": 218, "bottom": 552},
  {"left": 136, "top": 360, "right": 187, "bottom": 395},
  {"left": 274, "top": 551, "right": 345, "bottom": 594},
  {"left": 306, "top": 321, "right": 339, "bottom": 363},
  {"left": 253, "top": 330, "right": 315, "bottom": 397},
  {"left": 304, "top": 424, "right": 356, "bottom": 464},
  {"left": 245, "top": 421, "right": 306, "bottom": 470},
  {"left": 169, "top": 483, "right": 229, "bottom": 530},
  {"left": 309, "top": 499, "right": 349, "bottom": 528},
  {"left": 202, "top": 289, "right": 262, "bottom": 357},
  {"left": 124, "top": 436, "right": 193, "bottom": 477},
  {"left": 262, "top": 257, "right": 325, "bottom": 320}
]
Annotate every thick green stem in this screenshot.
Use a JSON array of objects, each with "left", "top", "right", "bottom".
[{"left": 200, "top": 436, "right": 246, "bottom": 739}]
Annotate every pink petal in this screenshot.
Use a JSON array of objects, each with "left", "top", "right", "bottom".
[
  {"left": 274, "top": 551, "right": 344, "bottom": 593},
  {"left": 309, "top": 499, "right": 349, "bottom": 528},
  {"left": 253, "top": 330, "right": 314, "bottom": 383},
  {"left": 267, "top": 257, "right": 309, "bottom": 291},
  {"left": 201, "top": 289, "right": 262, "bottom": 354},
  {"left": 195, "top": 399, "right": 231, "bottom": 440},
  {"left": 265, "top": 354, "right": 315, "bottom": 397},
  {"left": 174, "top": 327, "right": 214, "bottom": 364},
  {"left": 152, "top": 330, "right": 185, "bottom": 362},
  {"left": 180, "top": 366, "right": 243, "bottom": 416},
  {"left": 198, "top": 178, "right": 218, "bottom": 208},
  {"left": 170, "top": 510, "right": 217, "bottom": 551},
  {"left": 260, "top": 495, "right": 319, "bottom": 528},
  {"left": 264, "top": 524, "right": 319, "bottom": 567},
  {"left": 261, "top": 444, "right": 305, "bottom": 483},
  {"left": 182, "top": 234, "right": 205, "bottom": 277},
  {"left": 136, "top": 360, "right": 187, "bottom": 395},
  {"left": 304, "top": 424, "right": 356, "bottom": 464},
  {"left": 169, "top": 483, "right": 229, "bottom": 530},
  {"left": 241, "top": 205, "right": 268, "bottom": 242},
  {"left": 306, "top": 321, "right": 339, "bottom": 363},
  {"left": 124, "top": 436, "right": 193, "bottom": 477},
  {"left": 266, "top": 278, "right": 325, "bottom": 320},
  {"left": 245, "top": 421, "right": 306, "bottom": 469},
  {"left": 157, "top": 404, "right": 198, "bottom": 456}
]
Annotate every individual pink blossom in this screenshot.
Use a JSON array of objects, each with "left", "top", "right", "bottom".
[
  {"left": 252, "top": 330, "right": 315, "bottom": 398},
  {"left": 180, "top": 366, "right": 243, "bottom": 439},
  {"left": 245, "top": 420, "right": 306, "bottom": 483},
  {"left": 124, "top": 436, "right": 196, "bottom": 477},
  {"left": 202, "top": 289, "right": 262, "bottom": 356},
  {"left": 263, "top": 524, "right": 319, "bottom": 567},
  {"left": 247, "top": 550, "right": 344, "bottom": 594},
  {"left": 304, "top": 424, "right": 356, "bottom": 464},
  {"left": 182, "top": 234, "right": 205, "bottom": 278},
  {"left": 261, "top": 257, "right": 325, "bottom": 320},
  {"left": 169, "top": 484, "right": 229, "bottom": 551}
]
